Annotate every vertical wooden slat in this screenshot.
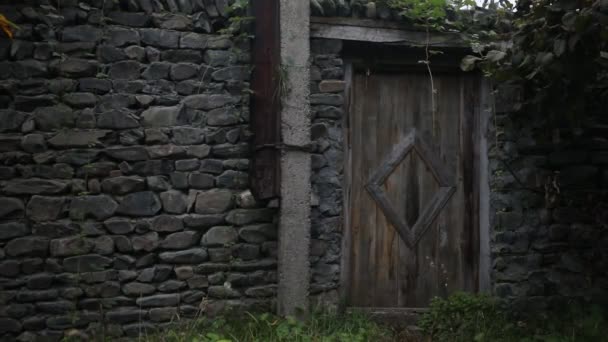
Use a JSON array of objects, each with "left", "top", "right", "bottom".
[{"left": 250, "top": 0, "right": 280, "bottom": 200}]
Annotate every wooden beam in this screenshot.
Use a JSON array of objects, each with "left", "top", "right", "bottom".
[{"left": 310, "top": 16, "right": 467, "bottom": 48}]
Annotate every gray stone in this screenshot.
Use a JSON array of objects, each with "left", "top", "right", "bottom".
[
  {"left": 172, "top": 127, "right": 205, "bottom": 145},
  {"left": 145, "top": 129, "right": 169, "bottom": 144},
  {"left": 208, "top": 285, "right": 240, "bottom": 299},
  {"left": 149, "top": 215, "right": 183, "bottom": 232},
  {"left": 108, "top": 27, "right": 140, "bottom": 47},
  {"left": 186, "top": 145, "right": 211, "bottom": 158},
  {"left": 0, "top": 318, "right": 21, "bottom": 334},
  {"left": 147, "top": 176, "right": 171, "bottom": 191},
  {"left": 33, "top": 104, "right": 75, "bottom": 131},
  {"left": 226, "top": 209, "right": 274, "bottom": 226},
  {"left": 21, "top": 134, "right": 46, "bottom": 153},
  {"left": 125, "top": 45, "right": 146, "bottom": 60},
  {"left": 109, "top": 60, "right": 141, "bottom": 80},
  {"left": 91, "top": 236, "right": 114, "bottom": 255},
  {"left": 310, "top": 94, "right": 343, "bottom": 106},
  {"left": 179, "top": 32, "right": 208, "bottom": 49},
  {"left": 50, "top": 237, "right": 92, "bottom": 257},
  {"left": 232, "top": 243, "right": 260, "bottom": 261},
  {"left": 141, "top": 28, "right": 180, "bottom": 48},
  {"left": 158, "top": 280, "right": 186, "bottom": 292},
  {"left": 117, "top": 191, "right": 162, "bottom": 217},
  {"left": 201, "top": 226, "right": 238, "bottom": 246},
  {"left": 207, "top": 107, "right": 240, "bottom": 126},
  {"left": 160, "top": 190, "right": 188, "bottom": 214},
  {"left": 106, "top": 309, "right": 147, "bottom": 323},
  {"left": 5, "top": 237, "right": 49, "bottom": 257},
  {"left": 170, "top": 63, "right": 198, "bottom": 81},
  {"left": 217, "top": 170, "right": 248, "bottom": 189},
  {"left": 189, "top": 172, "right": 215, "bottom": 189},
  {"left": 160, "top": 231, "right": 199, "bottom": 249},
  {"left": 175, "top": 266, "right": 194, "bottom": 280},
  {"left": 212, "top": 143, "right": 249, "bottom": 158},
  {"left": 200, "top": 159, "right": 224, "bottom": 175},
  {"left": 55, "top": 58, "right": 98, "bottom": 77},
  {"left": 97, "top": 110, "right": 140, "bottom": 129},
  {"left": 176, "top": 159, "right": 200, "bottom": 171},
  {"left": 208, "top": 247, "right": 231, "bottom": 262},
  {"left": 105, "top": 147, "right": 149, "bottom": 161},
  {"left": 183, "top": 94, "right": 239, "bottom": 110},
  {"left": 108, "top": 11, "right": 151, "bottom": 27},
  {"left": 212, "top": 66, "right": 250, "bottom": 81},
  {"left": 183, "top": 214, "right": 225, "bottom": 229},
  {"left": 32, "top": 221, "right": 79, "bottom": 238},
  {"left": 245, "top": 285, "right": 277, "bottom": 298},
  {"left": 0, "top": 110, "right": 27, "bottom": 133},
  {"left": 146, "top": 144, "right": 186, "bottom": 158},
  {"left": 204, "top": 50, "right": 236, "bottom": 66},
  {"left": 194, "top": 189, "right": 233, "bottom": 214},
  {"left": 63, "top": 92, "right": 97, "bottom": 108},
  {"left": 159, "top": 248, "right": 208, "bottom": 263},
  {"left": 79, "top": 78, "right": 112, "bottom": 94},
  {"left": 69, "top": 195, "right": 118, "bottom": 220},
  {"left": 171, "top": 172, "right": 189, "bottom": 189},
  {"left": 0, "top": 222, "right": 29, "bottom": 240},
  {"left": 132, "top": 232, "right": 160, "bottom": 252},
  {"left": 141, "top": 106, "right": 182, "bottom": 127},
  {"left": 122, "top": 282, "right": 156, "bottom": 296},
  {"left": 150, "top": 307, "right": 178, "bottom": 322},
  {"left": 0, "top": 197, "right": 24, "bottom": 218},
  {"left": 142, "top": 62, "right": 171, "bottom": 80},
  {"left": 136, "top": 293, "right": 180, "bottom": 308},
  {"left": 0, "top": 260, "right": 20, "bottom": 277},
  {"left": 63, "top": 25, "right": 102, "bottom": 42},
  {"left": 101, "top": 176, "right": 146, "bottom": 195},
  {"left": 63, "top": 254, "right": 112, "bottom": 272},
  {"left": 238, "top": 224, "right": 276, "bottom": 244},
  {"left": 47, "top": 130, "right": 109, "bottom": 148}
]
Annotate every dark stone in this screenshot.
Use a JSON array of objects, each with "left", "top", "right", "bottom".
[
  {"left": 160, "top": 190, "right": 188, "bottom": 214},
  {"left": 69, "top": 195, "right": 118, "bottom": 220},
  {"left": 47, "top": 130, "right": 109, "bottom": 148},
  {"left": 157, "top": 280, "right": 186, "bottom": 292},
  {"left": 101, "top": 176, "right": 146, "bottom": 195},
  {"left": 108, "top": 27, "right": 140, "bottom": 47},
  {"left": 200, "top": 159, "right": 224, "bottom": 174},
  {"left": 161, "top": 49, "right": 203, "bottom": 63},
  {"left": 131, "top": 160, "right": 175, "bottom": 175},
  {"left": 0, "top": 222, "right": 29, "bottom": 240},
  {"left": 0, "top": 197, "right": 24, "bottom": 218},
  {"left": 226, "top": 209, "right": 274, "bottom": 226},
  {"left": 21, "top": 134, "right": 47, "bottom": 153},
  {"left": 108, "top": 12, "right": 151, "bottom": 27},
  {"left": 32, "top": 222, "right": 79, "bottom": 238},
  {"left": 79, "top": 78, "right": 112, "bottom": 94},
  {"left": 109, "top": 60, "right": 141, "bottom": 80},
  {"left": 105, "top": 219, "right": 135, "bottom": 235},
  {"left": 132, "top": 232, "right": 160, "bottom": 252},
  {"left": 0, "top": 260, "right": 20, "bottom": 277},
  {"left": 212, "top": 66, "right": 250, "bottom": 81},
  {"left": 183, "top": 214, "right": 225, "bottom": 229},
  {"left": 32, "top": 104, "right": 75, "bottom": 130},
  {"left": 105, "top": 146, "right": 149, "bottom": 161},
  {"left": 141, "top": 29, "right": 180, "bottom": 48},
  {"left": 141, "top": 105, "right": 182, "bottom": 127},
  {"left": 212, "top": 143, "right": 249, "bottom": 158},
  {"left": 63, "top": 254, "right": 112, "bottom": 272},
  {"left": 202, "top": 226, "right": 237, "bottom": 246},
  {"left": 172, "top": 127, "right": 205, "bottom": 145},
  {"left": 189, "top": 172, "right": 215, "bottom": 189},
  {"left": 91, "top": 236, "right": 114, "bottom": 255},
  {"left": 97, "top": 109, "right": 140, "bottom": 129},
  {"left": 117, "top": 191, "right": 162, "bottom": 216},
  {"left": 186, "top": 145, "right": 211, "bottom": 158},
  {"left": 310, "top": 94, "right": 343, "bottom": 106},
  {"left": 217, "top": 170, "right": 248, "bottom": 189},
  {"left": 176, "top": 159, "right": 200, "bottom": 171},
  {"left": 183, "top": 94, "right": 239, "bottom": 110},
  {"left": 0, "top": 318, "right": 21, "bottom": 334},
  {"left": 0, "top": 110, "right": 27, "bottom": 133},
  {"left": 170, "top": 63, "right": 198, "bottom": 81},
  {"left": 238, "top": 224, "right": 276, "bottom": 244},
  {"left": 150, "top": 215, "right": 184, "bottom": 232},
  {"left": 6, "top": 237, "right": 49, "bottom": 257},
  {"left": 160, "top": 231, "right": 199, "bottom": 249},
  {"left": 146, "top": 144, "right": 186, "bottom": 158},
  {"left": 194, "top": 189, "right": 233, "bottom": 214},
  {"left": 208, "top": 285, "right": 240, "bottom": 299},
  {"left": 204, "top": 50, "right": 235, "bottom": 66},
  {"left": 136, "top": 293, "right": 180, "bottom": 307},
  {"left": 55, "top": 58, "right": 98, "bottom": 77},
  {"left": 122, "top": 282, "right": 156, "bottom": 296},
  {"left": 159, "top": 248, "right": 208, "bottom": 264},
  {"left": 207, "top": 107, "right": 240, "bottom": 126},
  {"left": 50, "top": 237, "right": 92, "bottom": 257},
  {"left": 142, "top": 61, "right": 171, "bottom": 80},
  {"left": 106, "top": 308, "right": 147, "bottom": 323}
]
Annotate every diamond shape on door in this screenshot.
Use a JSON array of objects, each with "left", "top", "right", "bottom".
[{"left": 365, "top": 128, "right": 456, "bottom": 249}]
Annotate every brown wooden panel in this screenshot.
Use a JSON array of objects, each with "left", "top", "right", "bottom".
[
  {"left": 250, "top": 0, "right": 280, "bottom": 200},
  {"left": 347, "top": 71, "right": 480, "bottom": 307}
]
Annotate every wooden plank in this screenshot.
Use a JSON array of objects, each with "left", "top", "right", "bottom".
[
  {"left": 250, "top": 0, "right": 280, "bottom": 200},
  {"left": 339, "top": 63, "right": 354, "bottom": 308},
  {"left": 310, "top": 21, "right": 467, "bottom": 48}
]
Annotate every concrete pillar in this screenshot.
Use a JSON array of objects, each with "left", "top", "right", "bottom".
[{"left": 277, "top": 0, "right": 311, "bottom": 317}]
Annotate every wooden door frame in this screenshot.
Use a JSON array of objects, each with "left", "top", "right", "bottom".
[{"left": 338, "top": 54, "right": 492, "bottom": 312}]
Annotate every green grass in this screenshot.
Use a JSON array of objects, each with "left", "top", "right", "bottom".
[{"left": 147, "top": 311, "right": 397, "bottom": 342}]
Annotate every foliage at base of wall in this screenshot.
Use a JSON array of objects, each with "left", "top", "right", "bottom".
[{"left": 419, "top": 292, "right": 608, "bottom": 342}]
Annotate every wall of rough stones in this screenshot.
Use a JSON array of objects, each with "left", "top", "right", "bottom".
[
  {"left": 0, "top": 1, "right": 278, "bottom": 340},
  {"left": 309, "top": 38, "right": 345, "bottom": 304},
  {"left": 489, "top": 87, "right": 608, "bottom": 310}
]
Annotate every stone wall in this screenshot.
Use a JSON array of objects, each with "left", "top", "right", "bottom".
[
  {"left": 0, "top": 1, "right": 277, "bottom": 340},
  {"left": 309, "top": 39, "right": 345, "bottom": 303},
  {"left": 489, "top": 87, "right": 608, "bottom": 310}
]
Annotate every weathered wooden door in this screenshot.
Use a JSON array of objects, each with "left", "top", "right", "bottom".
[{"left": 345, "top": 69, "right": 481, "bottom": 308}]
